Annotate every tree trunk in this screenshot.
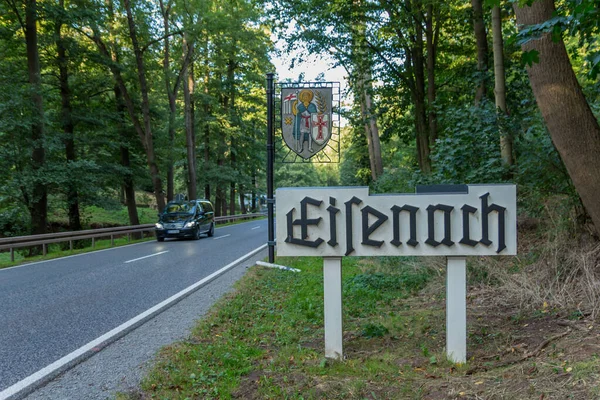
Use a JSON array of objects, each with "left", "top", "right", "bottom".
[
  {"left": 183, "top": 36, "right": 197, "bottom": 200},
  {"left": 55, "top": 1, "right": 82, "bottom": 231},
  {"left": 251, "top": 174, "right": 256, "bottom": 211},
  {"left": 361, "top": 76, "right": 383, "bottom": 180},
  {"left": 239, "top": 185, "right": 247, "bottom": 214},
  {"left": 25, "top": 0, "right": 47, "bottom": 236},
  {"left": 204, "top": 61, "right": 211, "bottom": 201},
  {"left": 492, "top": 5, "right": 513, "bottom": 166},
  {"left": 412, "top": 8, "right": 431, "bottom": 173},
  {"left": 160, "top": 0, "right": 175, "bottom": 203},
  {"left": 352, "top": 0, "right": 383, "bottom": 181},
  {"left": 425, "top": 3, "right": 438, "bottom": 145},
  {"left": 107, "top": 0, "right": 139, "bottom": 228},
  {"left": 514, "top": 0, "right": 600, "bottom": 234},
  {"left": 124, "top": 0, "right": 165, "bottom": 212},
  {"left": 115, "top": 84, "right": 140, "bottom": 228},
  {"left": 472, "top": 0, "right": 489, "bottom": 105},
  {"left": 227, "top": 57, "right": 236, "bottom": 216}
]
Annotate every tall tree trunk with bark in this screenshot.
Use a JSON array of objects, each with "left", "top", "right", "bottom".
[
  {"left": 25, "top": 0, "right": 47, "bottom": 236},
  {"left": 492, "top": 5, "right": 513, "bottom": 166},
  {"left": 412, "top": 4, "right": 430, "bottom": 173},
  {"left": 183, "top": 35, "right": 197, "bottom": 200},
  {"left": 123, "top": 0, "right": 165, "bottom": 212},
  {"left": 352, "top": 0, "right": 383, "bottom": 181},
  {"left": 203, "top": 63, "right": 211, "bottom": 201},
  {"left": 55, "top": 0, "right": 82, "bottom": 231},
  {"left": 115, "top": 84, "right": 140, "bottom": 228},
  {"left": 425, "top": 3, "right": 439, "bottom": 145},
  {"left": 227, "top": 57, "right": 237, "bottom": 216},
  {"left": 107, "top": 0, "right": 139, "bottom": 227},
  {"left": 160, "top": 0, "right": 175, "bottom": 202},
  {"left": 472, "top": 0, "right": 489, "bottom": 105},
  {"left": 239, "top": 186, "right": 247, "bottom": 214},
  {"left": 515, "top": 0, "right": 600, "bottom": 234}
]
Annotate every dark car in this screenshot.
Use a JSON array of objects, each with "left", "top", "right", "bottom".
[{"left": 155, "top": 199, "right": 214, "bottom": 241}]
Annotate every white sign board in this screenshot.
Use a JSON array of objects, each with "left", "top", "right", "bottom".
[{"left": 276, "top": 185, "right": 517, "bottom": 257}]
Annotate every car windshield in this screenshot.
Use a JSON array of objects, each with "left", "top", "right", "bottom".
[{"left": 163, "top": 201, "right": 196, "bottom": 215}]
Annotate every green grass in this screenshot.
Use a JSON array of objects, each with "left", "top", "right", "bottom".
[
  {"left": 130, "top": 256, "right": 444, "bottom": 399},
  {"left": 123, "top": 252, "right": 599, "bottom": 400}
]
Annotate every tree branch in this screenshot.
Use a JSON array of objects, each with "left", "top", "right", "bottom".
[
  {"left": 4, "top": 0, "right": 25, "bottom": 32},
  {"left": 141, "top": 29, "right": 184, "bottom": 53}
]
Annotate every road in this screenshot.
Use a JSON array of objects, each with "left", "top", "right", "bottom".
[{"left": 0, "top": 219, "right": 267, "bottom": 398}]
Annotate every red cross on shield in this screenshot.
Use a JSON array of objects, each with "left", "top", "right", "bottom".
[{"left": 311, "top": 114, "right": 330, "bottom": 145}]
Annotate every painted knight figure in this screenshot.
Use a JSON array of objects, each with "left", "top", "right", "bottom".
[{"left": 281, "top": 87, "right": 333, "bottom": 159}]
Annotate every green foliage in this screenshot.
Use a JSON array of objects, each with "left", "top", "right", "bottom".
[
  {"left": 428, "top": 103, "right": 510, "bottom": 184},
  {"left": 275, "top": 162, "right": 322, "bottom": 188},
  {"left": 0, "top": 205, "right": 29, "bottom": 237}
]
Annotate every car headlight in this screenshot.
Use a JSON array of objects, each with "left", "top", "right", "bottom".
[
  {"left": 155, "top": 223, "right": 164, "bottom": 229},
  {"left": 184, "top": 221, "right": 196, "bottom": 228}
]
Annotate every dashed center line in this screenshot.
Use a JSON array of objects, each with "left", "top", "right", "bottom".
[
  {"left": 251, "top": 226, "right": 261, "bottom": 230},
  {"left": 213, "top": 234, "right": 231, "bottom": 240},
  {"left": 124, "top": 251, "right": 169, "bottom": 264}
]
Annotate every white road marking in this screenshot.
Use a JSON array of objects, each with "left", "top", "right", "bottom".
[
  {"left": 124, "top": 251, "right": 169, "bottom": 264},
  {"left": 0, "top": 244, "right": 268, "bottom": 400},
  {"left": 213, "top": 234, "right": 231, "bottom": 240},
  {"left": 251, "top": 226, "right": 261, "bottom": 230},
  {"left": 0, "top": 241, "right": 151, "bottom": 272}
]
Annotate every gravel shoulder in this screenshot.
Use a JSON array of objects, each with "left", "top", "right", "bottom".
[{"left": 24, "top": 248, "right": 267, "bottom": 400}]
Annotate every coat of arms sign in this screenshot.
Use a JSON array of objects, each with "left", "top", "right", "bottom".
[{"left": 281, "top": 87, "right": 333, "bottom": 160}]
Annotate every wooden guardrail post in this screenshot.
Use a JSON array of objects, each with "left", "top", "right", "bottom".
[{"left": 11, "top": 247, "right": 14, "bottom": 262}]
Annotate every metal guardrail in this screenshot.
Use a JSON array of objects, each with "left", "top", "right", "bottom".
[{"left": 0, "top": 213, "right": 265, "bottom": 262}]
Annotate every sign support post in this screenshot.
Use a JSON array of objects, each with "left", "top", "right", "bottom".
[
  {"left": 446, "top": 256, "right": 467, "bottom": 364},
  {"left": 266, "top": 73, "right": 275, "bottom": 263},
  {"left": 323, "top": 257, "right": 343, "bottom": 360},
  {"left": 276, "top": 185, "right": 516, "bottom": 364}
]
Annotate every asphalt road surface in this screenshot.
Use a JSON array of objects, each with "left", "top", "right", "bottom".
[{"left": 0, "top": 219, "right": 268, "bottom": 398}]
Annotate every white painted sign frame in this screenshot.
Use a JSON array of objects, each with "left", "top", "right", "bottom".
[{"left": 275, "top": 185, "right": 517, "bottom": 363}]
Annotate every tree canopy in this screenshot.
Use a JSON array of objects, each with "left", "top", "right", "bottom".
[{"left": 1, "top": 0, "right": 599, "bottom": 238}]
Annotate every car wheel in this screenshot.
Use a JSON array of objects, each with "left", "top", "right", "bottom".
[
  {"left": 207, "top": 223, "right": 214, "bottom": 237},
  {"left": 157, "top": 237, "right": 164, "bottom": 242},
  {"left": 195, "top": 227, "right": 201, "bottom": 240}
]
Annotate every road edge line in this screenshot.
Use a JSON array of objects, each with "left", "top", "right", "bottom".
[{"left": 0, "top": 243, "right": 268, "bottom": 400}]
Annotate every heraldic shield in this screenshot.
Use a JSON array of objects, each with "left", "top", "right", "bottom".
[{"left": 281, "top": 87, "right": 333, "bottom": 160}]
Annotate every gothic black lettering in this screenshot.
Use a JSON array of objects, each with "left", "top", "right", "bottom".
[
  {"left": 390, "top": 205, "right": 419, "bottom": 247},
  {"left": 361, "top": 206, "right": 388, "bottom": 247},
  {"left": 327, "top": 197, "right": 340, "bottom": 247},
  {"left": 479, "top": 193, "right": 506, "bottom": 253},
  {"left": 459, "top": 204, "right": 478, "bottom": 246},
  {"left": 344, "top": 196, "right": 362, "bottom": 255},
  {"left": 285, "top": 196, "right": 324, "bottom": 248},
  {"left": 425, "top": 204, "right": 454, "bottom": 247}
]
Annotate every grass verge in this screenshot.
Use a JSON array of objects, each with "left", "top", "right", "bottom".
[{"left": 121, "top": 252, "right": 599, "bottom": 399}]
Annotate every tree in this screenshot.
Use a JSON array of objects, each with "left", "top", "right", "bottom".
[
  {"left": 24, "top": 0, "right": 48, "bottom": 236},
  {"left": 54, "top": 0, "right": 82, "bottom": 231},
  {"left": 492, "top": 3, "right": 513, "bottom": 166},
  {"left": 472, "top": 0, "right": 489, "bottom": 105},
  {"left": 514, "top": 0, "right": 600, "bottom": 234}
]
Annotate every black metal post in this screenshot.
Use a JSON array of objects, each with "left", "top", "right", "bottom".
[{"left": 266, "top": 73, "right": 275, "bottom": 263}]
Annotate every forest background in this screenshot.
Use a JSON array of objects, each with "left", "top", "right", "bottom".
[{"left": 0, "top": 0, "right": 599, "bottom": 249}]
